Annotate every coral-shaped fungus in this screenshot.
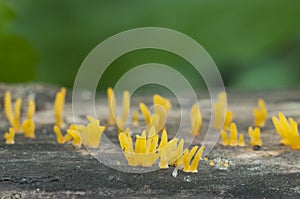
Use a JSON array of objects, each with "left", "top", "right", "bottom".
[
  {"left": 54, "top": 87, "right": 66, "bottom": 128},
  {"left": 221, "top": 123, "right": 244, "bottom": 147},
  {"left": 22, "top": 100, "right": 36, "bottom": 138},
  {"left": 4, "top": 91, "right": 22, "bottom": 132},
  {"left": 183, "top": 145, "right": 205, "bottom": 173},
  {"left": 107, "top": 87, "right": 116, "bottom": 125},
  {"left": 190, "top": 103, "right": 202, "bottom": 136},
  {"left": 272, "top": 112, "right": 300, "bottom": 149},
  {"left": 214, "top": 92, "right": 227, "bottom": 129},
  {"left": 253, "top": 99, "right": 267, "bottom": 127},
  {"left": 4, "top": 128, "right": 15, "bottom": 144},
  {"left": 248, "top": 127, "right": 263, "bottom": 147},
  {"left": 223, "top": 111, "right": 233, "bottom": 131}
]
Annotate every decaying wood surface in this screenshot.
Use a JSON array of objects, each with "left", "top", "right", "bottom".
[{"left": 0, "top": 84, "right": 299, "bottom": 198}]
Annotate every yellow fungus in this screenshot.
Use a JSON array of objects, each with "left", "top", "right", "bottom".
[
  {"left": 22, "top": 119, "right": 35, "bottom": 139},
  {"left": 238, "top": 134, "right": 245, "bottom": 147},
  {"left": 158, "top": 129, "right": 168, "bottom": 150},
  {"left": 4, "top": 128, "right": 15, "bottom": 144},
  {"left": 54, "top": 125, "right": 66, "bottom": 144},
  {"left": 4, "top": 91, "right": 14, "bottom": 125},
  {"left": 248, "top": 127, "right": 262, "bottom": 147},
  {"left": 223, "top": 111, "right": 233, "bottom": 131},
  {"left": 221, "top": 130, "right": 229, "bottom": 146},
  {"left": 13, "top": 98, "right": 22, "bottom": 132},
  {"left": 132, "top": 110, "right": 139, "bottom": 126},
  {"left": 253, "top": 99, "right": 268, "bottom": 127},
  {"left": 214, "top": 92, "right": 227, "bottom": 129},
  {"left": 203, "top": 157, "right": 208, "bottom": 161},
  {"left": 183, "top": 145, "right": 205, "bottom": 173},
  {"left": 107, "top": 87, "right": 116, "bottom": 125},
  {"left": 121, "top": 90, "right": 130, "bottom": 126},
  {"left": 272, "top": 112, "right": 300, "bottom": 149},
  {"left": 135, "top": 130, "right": 147, "bottom": 153},
  {"left": 169, "top": 139, "right": 184, "bottom": 167},
  {"left": 153, "top": 94, "right": 171, "bottom": 113},
  {"left": 54, "top": 87, "right": 66, "bottom": 128},
  {"left": 229, "top": 123, "right": 238, "bottom": 146},
  {"left": 22, "top": 100, "right": 36, "bottom": 138},
  {"left": 67, "top": 129, "right": 82, "bottom": 147},
  {"left": 209, "top": 160, "right": 215, "bottom": 166},
  {"left": 190, "top": 145, "right": 205, "bottom": 173},
  {"left": 190, "top": 103, "right": 202, "bottom": 136},
  {"left": 86, "top": 116, "right": 105, "bottom": 148},
  {"left": 139, "top": 103, "right": 152, "bottom": 126}
]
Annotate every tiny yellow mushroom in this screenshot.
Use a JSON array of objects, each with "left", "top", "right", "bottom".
[
  {"left": 132, "top": 110, "right": 139, "bottom": 126},
  {"left": 153, "top": 94, "right": 171, "bottom": 113},
  {"left": 169, "top": 139, "right": 184, "bottom": 167},
  {"left": 53, "top": 125, "right": 66, "bottom": 144},
  {"left": 238, "top": 134, "right": 245, "bottom": 147},
  {"left": 209, "top": 160, "right": 215, "bottom": 166},
  {"left": 248, "top": 127, "right": 262, "bottom": 147},
  {"left": 67, "top": 129, "right": 82, "bottom": 147},
  {"left": 107, "top": 87, "right": 116, "bottom": 125},
  {"left": 253, "top": 99, "right": 268, "bottom": 127},
  {"left": 221, "top": 130, "right": 229, "bottom": 146},
  {"left": 4, "top": 91, "right": 14, "bottom": 125},
  {"left": 214, "top": 92, "right": 227, "bottom": 129},
  {"left": 135, "top": 130, "right": 147, "bottom": 153},
  {"left": 86, "top": 116, "right": 105, "bottom": 148},
  {"left": 183, "top": 146, "right": 199, "bottom": 172},
  {"left": 190, "top": 145, "right": 205, "bottom": 173},
  {"left": 54, "top": 87, "right": 66, "bottom": 128},
  {"left": 139, "top": 103, "right": 152, "bottom": 126},
  {"left": 13, "top": 98, "right": 22, "bottom": 132},
  {"left": 190, "top": 103, "right": 202, "bottom": 136},
  {"left": 4, "top": 128, "right": 15, "bottom": 144},
  {"left": 223, "top": 111, "right": 233, "bottom": 131},
  {"left": 22, "top": 100, "right": 36, "bottom": 138},
  {"left": 229, "top": 123, "right": 238, "bottom": 146},
  {"left": 121, "top": 90, "right": 130, "bottom": 126}
]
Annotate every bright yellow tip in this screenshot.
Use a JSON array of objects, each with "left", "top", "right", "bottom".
[
  {"left": 107, "top": 87, "right": 116, "bottom": 125},
  {"left": 183, "top": 145, "right": 205, "bottom": 173},
  {"left": 229, "top": 123, "right": 238, "bottom": 146},
  {"left": 272, "top": 112, "right": 300, "bottom": 148},
  {"left": 132, "top": 110, "right": 139, "bottom": 126},
  {"left": 121, "top": 90, "right": 130, "bottom": 125},
  {"left": 86, "top": 116, "right": 105, "bottom": 148},
  {"left": 157, "top": 129, "right": 168, "bottom": 150},
  {"left": 13, "top": 98, "right": 22, "bottom": 133},
  {"left": 54, "top": 87, "right": 66, "bottom": 128},
  {"left": 169, "top": 139, "right": 184, "bottom": 166},
  {"left": 214, "top": 92, "right": 227, "bottom": 129},
  {"left": 238, "top": 134, "right": 245, "bottom": 147},
  {"left": 223, "top": 111, "right": 233, "bottom": 131},
  {"left": 22, "top": 119, "right": 35, "bottom": 139},
  {"left": 190, "top": 103, "right": 202, "bottom": 136},
  {"left": 27, "top": 100, "right": 36, "bottom": 120},
  {"left": 54, "top": 125, "right": 65, "bottom": 144},
  {"left": 153, "top": 94, "right": 171, "bottom": 113},
  {"left": 139, "top": 103, "right": 152, "bottom": 126},
  {"left": 190, "top": 145, "right": 205, "bottom": 173},
  {"left": 67, "top": 129, "right": 82, "bottom": 147},
  {"left": 135, "top": 130, "right": 147, "bottom": 153},
  {"left": 253, "top": 99, "right": 268, "bottom": 127},
  {"left": 248, "top": 127, "right": 262, "bottom": 147},
  {"left": 221, "top": 130, "right": 229, "bottom": 146},
  {"left": 4, "top": 128, "right": 15, "bottom": 144},
  {"left": 4, "top": 91, "right": 14, "bottom": 125}
]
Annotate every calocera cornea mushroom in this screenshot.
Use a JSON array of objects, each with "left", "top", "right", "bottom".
[
  {"left": 248, "top": 127, "right": 263, "bottom": 147},
  {"left": 213, "top": 92, "right": 227, "bottom": 129},
  {"left": 22, "top": 100, "right": 36, "bottom": 138},
  {"left": 253, "top": 99, "right": 268, "bottom": 127},
  {"left": 221, "top": 123, "right": 244, "bottom": 147},
  {"left": 4, "top": 128, "right": 15, "bottom": 144},
  {"left": 54, "top": 87, "right": 66, "bottom": 128},
  {"left": 107, "top": 87, "right": 116, "bottom": 125},
  {"left": 272, "top": 112, "right": 300, "bottom": 149},
  {"left": 4, "top": 91, "right": 22, "bottom": 132},
  {"left": 190, "top": 103, "right": 202, "bottom": 136},
  {"left": 183, "top": 145, "right": 205, "bottom": 173}
]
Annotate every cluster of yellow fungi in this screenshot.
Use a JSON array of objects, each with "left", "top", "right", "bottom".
[
  {"left": 2, "top": 86, "right": 300, "bottom": 174},
  {"left": 3, "top": 91, "right": 36, "bottom": 144}
]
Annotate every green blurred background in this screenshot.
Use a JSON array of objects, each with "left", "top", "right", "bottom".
[{"left": 0, "top": 0, "right": 300, "bottom": 90}]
